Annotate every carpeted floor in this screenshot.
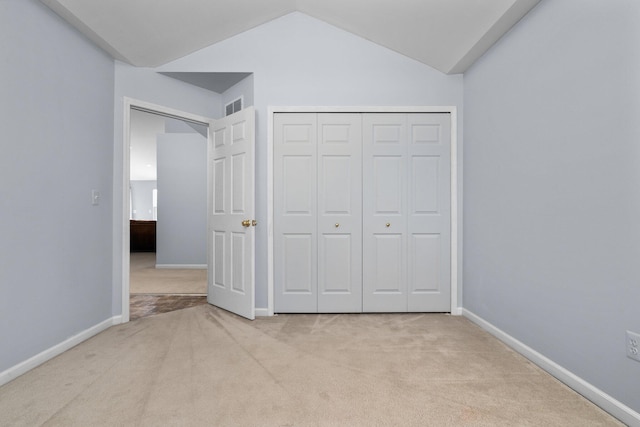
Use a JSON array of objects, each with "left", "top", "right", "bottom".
[
  {"left": 130, "top": 252, "right": 207, "bottom": 294},
  {"left": 0, "top": 306, "right": 623, "bottom": 426}
]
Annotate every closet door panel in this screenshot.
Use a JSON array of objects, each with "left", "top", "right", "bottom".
[
  {"left": 373, "top": 156, "right": 403, "bottom": 214},
  {"left": 373, "top": 234, "right": 403, "bottom": 286},
  {"left": 362, "top": 114, "right": 408, "bottom": 312},
  {"left": 274, "top": 114, "right": 318, "bottom": 312},
  {"left": 282, "top": 155, "right": 314, "bottom": 215},
  {"left": 410, "top": 233, "right": 440, "bottom": 292},
  {"left": 411, "top": 155, "right": 439, "bottom": 214},
  {"left": 407, "top": 113, "right": 451, "bottom": 312},
  {"left": 317, "top": 114, "right": 362, "bottom": 312},
  {"left": 319, "top": 234, "right": 352, "bottom": 291},
  {"left": 320, "top": 156, "right": 351, "bottom": 213},
  {"left": 282, "top": 233, "right": 314, "bottom": 293}
]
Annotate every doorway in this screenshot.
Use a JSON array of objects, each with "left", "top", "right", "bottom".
[
  {"left": 128, "top": 108, "right": 209, "bottom": 319},
  {"left": 121, "top": 99, "right": 257, "bottom": 322},
  {"left": 121, "top": 98, "right": 214, "bottom": 322}
]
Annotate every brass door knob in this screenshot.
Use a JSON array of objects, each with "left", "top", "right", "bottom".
[
  {"left": 241, "top": 220, "right": 251, "bottom": 227},
  {"left": 386, "top": 223, "right": 391, "bottom": 228},
  {"left": 335, "top": 223, "right": 340, "bottom": 228}
]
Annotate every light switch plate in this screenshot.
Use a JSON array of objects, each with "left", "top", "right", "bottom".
[
  {"left": 91, "top": 190, "right": 100, "bottom": 206},
  {"left": 627, "top": 330, "right": 640, "bottom": 362}
]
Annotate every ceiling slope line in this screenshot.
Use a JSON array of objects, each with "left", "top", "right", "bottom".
[
  {"left": 447, "top": 0, "right": 542, "bottom": 74},
  {"left": 40, "top": 0, "right": 134, "bottom": 65}
]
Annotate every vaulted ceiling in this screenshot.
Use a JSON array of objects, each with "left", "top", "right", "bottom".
[{"left": 41, "top": 0, "right": 540, "bottom": 74}]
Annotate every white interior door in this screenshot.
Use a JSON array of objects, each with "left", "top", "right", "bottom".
[{"left": 208, "top": 107, "right": 255, "bottom": 320}]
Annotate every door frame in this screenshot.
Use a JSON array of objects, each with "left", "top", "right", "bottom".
[
  {"left": 266, "top": 106, "right": 460, "bottom": 316},
  {"left": 120, "top": 97, "right": 213, "bottom": 323}
]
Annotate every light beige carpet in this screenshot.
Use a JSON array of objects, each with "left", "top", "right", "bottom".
[
  {"left": 130, "top": 252, "right": 207, "bottom": 294},
  {"left": 0, "top": 306, "right": 622, "bottom": 426}
]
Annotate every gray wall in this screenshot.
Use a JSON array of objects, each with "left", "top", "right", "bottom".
[
  {"left": 113, "top": 63, "right": 221, "bottom": 314},
  {"left": 0, "top": 0, "right": 114, "bottom": 372},
  {"left": 164, "top": 116, "right": 208, "bottom": 137},
  {"left": 221, "top": 73, "right": 254, "bottom": 109},
  {"left": 155, "top": 134, "right": 208, "bottom": 266},
  {"left": 157, "top": 12, "right": 464, "bottom": 309},
  {"left": 464, "top": 0, "right": 640, "bottom": 412},
  {"left": 130, "top": 180, "right": 156, "bottom": 220}
]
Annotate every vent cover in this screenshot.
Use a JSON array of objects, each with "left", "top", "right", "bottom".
[{"left": 225, "top": 97, "right": 243, "bottom": 116}]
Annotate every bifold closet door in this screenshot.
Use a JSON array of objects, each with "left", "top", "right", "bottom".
[
  {"left": 317, "top": 114, "right": 362, "bottom": 312},
  {"left": 274, "top": 113, "right": 363, "bottom": 312},
  {"left": 275, "top": 111, "right": 451, "bottom": 313},
  {"left": 274, "top": 114, "right": 317, "bottom": 312},
  {"left": 362, "top": 113, "right": 451, "bottom": 312},
  {"left": 362, "top": 114, "right": 408, "bottom": 311}
]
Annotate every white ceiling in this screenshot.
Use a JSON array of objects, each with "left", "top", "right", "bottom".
[{"left": 41, "top": 0, "right": 540, "bottom": 74}]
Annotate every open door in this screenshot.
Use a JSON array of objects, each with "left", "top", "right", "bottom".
[{"left": 208, "top": 107, "right": 256, "bottom": 319}]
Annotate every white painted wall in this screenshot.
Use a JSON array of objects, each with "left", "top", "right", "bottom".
[
  {"left": 164, "top": 117, "right": 208, "bottom": 137},
  {"left": 156, "top": 134, "right": 208, "bottom": 266},
  {"left": 0, "top": 0, "right": 114, "bottom": 372},
  {"left": 464, "top": 0, "right": 640, "bottom": 415},
  {"left": 157, "top": 12, "right": 464, "bottom": 309},
  {"left": 222, "top": 73, "right": 254, "bottom": 110},
  {"left": 113, "top": 63, "right": 221, "bottom": 314},
  {"left": 130, "top": 180, "right": 156, "bottom": 220}
]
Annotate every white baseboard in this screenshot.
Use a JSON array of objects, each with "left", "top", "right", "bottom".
[
  {"left": 450, "top": 306, "right": 462, "bottom": 316},
  {"left": 155, "top": 264, "right": 207, "bottom": 269},
  {"left": 462, "top": 309, "right": 640, "bottom": 426},
  {"left": 254, "top": 308, "right": 270, "bottom": 317},
  {"left": 0, "top": 316, "right": 120, "bottom": 387}
]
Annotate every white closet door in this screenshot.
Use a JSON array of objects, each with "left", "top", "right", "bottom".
[
  {"left": 317, "top": 114, "right": 362, "bottom": 312},
  {"left": 275, "top": 111, "right": 452, "bottom": 314},
  {"left": 407, "top": 113, "right": 451, "bottom": 311},
  {"left": 363, "top": 113, "right": 452, "bottom": 312},
  {"left": 362, "top": 114, "right": 409, "bottom": 312},
  {"left": 274, "top": 114, "right": 318, "bottom": 312}
]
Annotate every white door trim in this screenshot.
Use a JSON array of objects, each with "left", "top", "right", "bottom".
[
  {"left": 267, "top": 106, "right": 460, "bottom": 316},
  {"left": 121, "top": 97, "right": 213, "bottom": 323}
]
